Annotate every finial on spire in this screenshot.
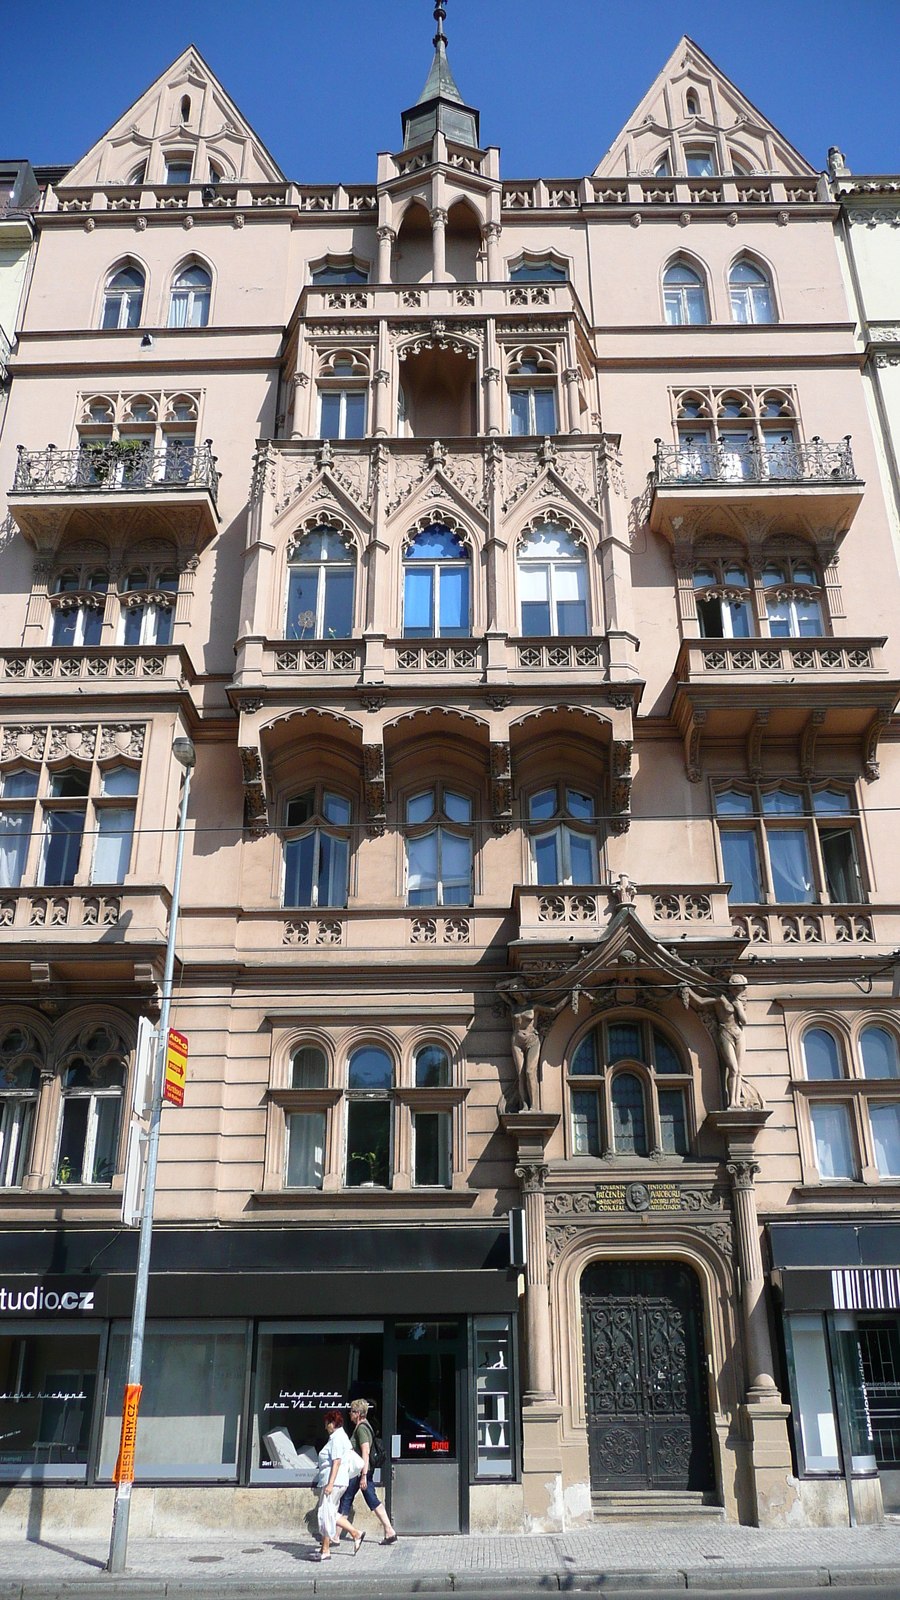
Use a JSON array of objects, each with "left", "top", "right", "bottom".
[{"left": 433, "top": 2, "right": 447, "bottom": 49}]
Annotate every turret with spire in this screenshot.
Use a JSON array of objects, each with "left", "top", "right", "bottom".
[{"left": 401, "top": 0, "right": 480, "bottom": 150}]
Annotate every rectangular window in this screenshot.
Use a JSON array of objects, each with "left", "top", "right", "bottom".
[
  {"left": 0, "top": 1329, "right": 102, "bottom": 1478},
  {"left": 286, "top": 1112, "right": 326, "bottom": 1188},
  {"left": 319, "top": 391, "right": 366, "bottom": 440},
  {"left": 40, "top": 811, "right": 85, "bottom": 886},
  {"left": 346, "top": 1099, "right": 391, "bottom": 1188},
  {"left": 509, "top": 390, "right": 530, "bottom": 436},
  {"left": 509, "top": 389, "right": 557, "bottom": 436},
  {"left": 57, "top": 1093, "right": 120, "bottom": 1186},
  {"left": 658, "top": 1089, "right": 688, "bottom": 1155},
  {"left": 92, "top": 808, "right": 134, "bottom": 885},
  {"left": 100, "top": 1322, "right": 247, "bottom": 1480},
  {"left": 533, "top": 831, "right": 559, "bottom": 885},
  {"left": 821, "top": 828, "right": 862, "bottom": 904},
  {"left": 0, "top": 811, "right": 30, "bottom": 887},
  {"left": 252, "top": 1322, "right": 383, "bottom": 1482},
  {"left": 474, "top": 1316, "right": 513, "bottom": 1479},
  {"left": 870, "top": 1103, "right": 900, "bottom": 1178},
  {"left": 322, "top": 569, "right": 354, "bottom": 639},
  {"left": 0, "top": 1097, "right": 35, "bottom": 1187},
  {"left": 768, "top": 828, "right": 815, "bottom": 903},
  {"left": 414, "top": 1111, "right": 451, "bottom": 1187},
  {"left": 438, "top": 566, "right": 469, "bottom": 636},
  {"left": 554, "top": 563, "right": 588, "bottom": 635},
  {"left": 810, "top": 1101, "right": 857, "bottom": 1180},
  {"left": 403, "top": 568, "right": 434, "bottom": 636},
  {"left": 788, "top": 1313, "right": 840, "bottom": 1472},
  {"left": 518, "top": 564, "right": 551, "bottom": 636},
  {"left": 572, "top": 1091, "right": 600, "bottom": 1155}
]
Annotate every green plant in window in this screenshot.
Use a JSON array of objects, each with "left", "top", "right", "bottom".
[
  {"left": 56, "top": 1155, "right": 73, "bottom": 1184},
  {"left": 351, "top": 1142, "right": 388, "bottom": 1184}
]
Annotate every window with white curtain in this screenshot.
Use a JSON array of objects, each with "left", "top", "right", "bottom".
[
  {"left": 517, "top": 526, "right": 588, "bottom": 636},
  {"left": 405, "top": 787, "right": 473, "bottom": 907},
  {"left": 286, "top": 1114, "right": 326, "bottom": 1187},
  {"left": 729, "top": 259, "right": 776, "bottom": 324},
  {"left": 55, "top": 1025, "right": 127, "bottom": 1186},
  {"left": 715, "top": 784, "right": 864, "bottom": 905},
  {"left": 101, "top": 266, "right": 144, "bottom": 330},
  {"left": 0, "top": 769, "right": 38, "bottom": 888},
  {"left": 168, "top": 265, "right": 211, "bottom": 328},
  {"left": 91, "top": 766, "right": 138, "bottom": 885},
  {"left": 798, "top": 1021, "right": 900, "bottom": 1187},
  {"left": 0, "top": 1026, "right": 42, "bottom": 1188},
  {"left": 809, "top": 1101, "right": 857, "bottom": 1180}
]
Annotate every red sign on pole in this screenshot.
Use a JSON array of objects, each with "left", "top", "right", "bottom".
[
  {"left": 163, "top": 1029, "right": 188, "bottom": 1107},
  {"left": 113, "top": 1383, "right": 142, "bottom": 1484}
]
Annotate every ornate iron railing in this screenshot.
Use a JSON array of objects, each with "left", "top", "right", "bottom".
[
  {"left": 653, "top": 436, "right": 858, "bottom": 487},
  {"left": 12, "top": 441, "right": 219, "bottom": 503}
]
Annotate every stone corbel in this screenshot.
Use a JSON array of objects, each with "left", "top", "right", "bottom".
[
  {"left": 364, "top": 741, "right": 386, "bottom": 836},
  {"left": 863, "top": 708, "right": 892, "bottom": 783},
  {"left": 799, "top": 709, "right": 827, "bottom": 778},
  {"left": 610, "top": 738, "right": 633, "bottom": 833},
  {"left": 490, "top": 740, "right": 513, "bottom": 834},
  {"left": 746, "top": 709, "right": 770, "bottom": 781},
  {"left": 239, "top": 746, "right": 268, "bottom": 837},
  {"left": 683, "top": 708, "right": 706, "bottom": 783}
]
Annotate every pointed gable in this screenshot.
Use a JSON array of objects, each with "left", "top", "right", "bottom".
[
  {"left": 60, "top": 45, "right": 284, "bottom": 189},
  {"left": 593, "top": 36, "right": 815, "bottom": 180}
]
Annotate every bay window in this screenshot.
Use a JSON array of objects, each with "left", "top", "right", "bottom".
[
  {"left": 285, "top": 527, "right": 355, "bottom": 640},
  {"left": 50, "top": 574, "right": 108, "bottom": 648},
  {"left": 121, "top": 571, "right": 178, "bottom": 646},
  {"left": 92, "top": 766, "right": 138, "bottom": 885},
  {"left": 693, "top": 562, "right": 753, "bottom": 638},
  {"left": 0, "top": 768, "right": 38, "bottom": 888}
]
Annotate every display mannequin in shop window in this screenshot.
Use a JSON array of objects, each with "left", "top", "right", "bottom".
[{"left": 339, "top": 1399, "right": 398, "bottom": 1545}]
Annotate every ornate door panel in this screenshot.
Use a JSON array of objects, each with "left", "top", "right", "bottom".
[{"left": 581, "top": 1260, "right": 713, "bottom": 1492}]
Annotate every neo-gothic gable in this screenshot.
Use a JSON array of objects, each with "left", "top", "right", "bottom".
[
  {"left": 593, "top": 36, "right": 816, "bottom": 180},
  {"left": 60, "top": 45, "right": 284, "bottom": 189}
]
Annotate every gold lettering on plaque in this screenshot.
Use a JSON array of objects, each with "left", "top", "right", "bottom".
[
  {"left": 649, "top": 1184, "right": 681, "bottom": 1211},
  {"left": 594, "top": 1185, "right": 626, "bottom": 1211}
]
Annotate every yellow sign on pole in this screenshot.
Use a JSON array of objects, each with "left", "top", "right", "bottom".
[
  {"left": 113, "top": 1383, "right": 142, "bottom": 1484},
  {"left": 163, "top": 1028, "right": 188, "bottom": 1107}
]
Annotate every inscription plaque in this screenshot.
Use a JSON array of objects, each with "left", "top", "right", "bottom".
[{"left": 595, "top": 1183, "right": 684, "bottom": 1213}]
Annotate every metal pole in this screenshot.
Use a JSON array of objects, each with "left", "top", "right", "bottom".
[{"left": 108, "top": 752, "right": 193, "bottom": 1573}]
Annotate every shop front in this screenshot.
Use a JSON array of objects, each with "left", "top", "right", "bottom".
[
  {"left": 771, "top": 1221, "right": 900, "bottom": 1524},
  {"left": 0, "top": 1226, "right": 520, "bottom": 1537}
]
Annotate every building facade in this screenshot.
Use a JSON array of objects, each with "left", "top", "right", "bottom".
[{"left": 1, "top": 22, "right": 900, "bottom": 1538}]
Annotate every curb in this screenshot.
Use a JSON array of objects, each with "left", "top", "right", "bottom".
[{"left": 8, "top": 1564, "right": 900, "bottom": 1597}]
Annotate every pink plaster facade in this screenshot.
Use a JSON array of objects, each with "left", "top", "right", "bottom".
[{"left": 0, "top": 32, "right": 897, "bottom": 1537}]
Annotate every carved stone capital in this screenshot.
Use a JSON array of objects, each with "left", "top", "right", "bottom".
[
  {"left": 515, "top": 1161, "right": 548, "bottom": 1193},
  {"left": 726, "top": 1158, "right": 760, "bottom": 1191},
  {"left": 377, "top": 226, "right": 396, "bottom": 243}
]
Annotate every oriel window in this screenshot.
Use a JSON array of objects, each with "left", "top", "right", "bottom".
[{"left": 285, "top": 528, "right": 355, "bottom": 640}]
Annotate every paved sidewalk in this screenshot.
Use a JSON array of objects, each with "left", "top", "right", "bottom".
[{"left": 2, "top": 1523, "right": 900, "bottom": 1595}]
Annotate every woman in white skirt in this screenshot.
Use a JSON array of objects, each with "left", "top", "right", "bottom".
[{"left": 315, "top": 1408, "right": 365, "bottom": 1562}]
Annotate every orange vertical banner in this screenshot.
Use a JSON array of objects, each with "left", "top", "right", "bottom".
[{"left": 113, "top": 1383, "right": 142, "bottom": 1484}]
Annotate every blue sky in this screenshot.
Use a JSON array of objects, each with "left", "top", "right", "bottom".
[{"left": 2, "top": 0, "right": 898, "bottom": 180}]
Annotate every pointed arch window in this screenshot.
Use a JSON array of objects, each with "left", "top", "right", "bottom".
[
  {"left": 286, "top": 527, "right": 355, "bottom": 640},
  {"left": 517, "top": 525, "right": 588, "bottom": 636},
  {"left": 403, "top": 525, "right": 470, "bottom": 638},
  {"left": 56, "top": 1025, "right": 127, "bottom": 1186},
  {"left": 168, "top": 264, "right": 211, "bottom": 328},
  {"left": 664, "top": 261, "right": 708, "bottom": 325},
  {"left": 730, "top": 259, "right": 776, "bottom": 325},
  {"left": 101, "top": 266, "right": 144, "bottom": 330}
]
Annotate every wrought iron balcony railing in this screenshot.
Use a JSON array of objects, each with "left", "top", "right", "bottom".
[
  {"left": 11, "top": 441, "right": 219, "bottom": 504},
  {"left": 653, "top": 436, "right": 858, "bottom": 488}
]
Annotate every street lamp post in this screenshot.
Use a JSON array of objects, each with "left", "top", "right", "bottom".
[{"left": 107, "top": 735, "right": 196, "bottom": 1573}]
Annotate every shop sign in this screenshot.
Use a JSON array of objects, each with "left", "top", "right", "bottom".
[
  {"left": 0, "top": 1280, "right": 97, "bottom": 1315},
  {"left": 833, "top": 1267, "right": 900, "bottom": 1310},
  {"left": 163, "top": 1029, "right": 188, "bottom": 1107}
]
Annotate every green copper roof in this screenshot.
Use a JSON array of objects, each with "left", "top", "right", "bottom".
[{"left": 417, "top": 39, "right": 464, "bottom": 106}]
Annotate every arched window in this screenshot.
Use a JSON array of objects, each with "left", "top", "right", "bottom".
[
  {"left": 168, "top": 264, "right": 211, "bottom": 328},
  {"left": 803, "top": 1028, "right": 843, "bottom": 1080},
  {"left": 56, "top": 1024, "right": 127, "bottom": 1186},
  {"left": 403, "top": 525, "right": 470, "bottom": 639},
  {"left": 285, "top": 1045, "right": 328, "bottom": 1188},
  {"left": 50, "top": 571, "right": 109, "bottom": 648},
  {"left": 311, "top": 260, "right": 369, "bottom": 285},
  {"left": 406, "top": 786, "right": 473, "bottom": 907},
  {"left": 611, "top": 1073, "right": 647, "bottom": 1155},
  {"left": 101, "top": 265, "right": 144, "bottom": 330},
  {"left": 861, "top": 1026, "right": 900, "bottom": 1080},
  {"left": 286, "top": 527, "right": 355, "bottom": 640},
  {"left": 685, "top": 91, "right": 700, "bottom": 116},
  {"left": 517, "top": 525, "right": 588, "bottom": 637},
  {"left": 0, "top": 1026, "right": 42, "bottom": 1188},
  {"left": 569, "top": 1022, "right": 690, "bottom": 1159},
  {"left": 282, "top": 785, "right": 351, "bottom": 909},
  {"left": 527, "top": 785, "right": 599, "bottom": 885},
  {"left": 346, "top": 1047, "right": 392, "bottom": 1188},
  {"left": 509, "top": 257, "right": 567, "bottom": 282},
  {"left": 729, "top": 259, "right": 776, "bottom": 325},
  {"left": 415, "top": 1044, "right": 451, "bottom": 1087},
  {"left": 761, "top": 559, "right": 823, "bottom": 638},
  {"left": 121, "top": 570, "right": 178, "bottom": 646},
  {"left": 664, "top": 261, "right": 708, "bottom": 326}
]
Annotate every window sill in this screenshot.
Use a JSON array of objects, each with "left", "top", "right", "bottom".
[
  {"left": 0, "top": 1184, "right": 120, "bottom": 1206},
  {"left": 793, "top": 1181, "right": 900, "bottom": 1197},
  {"left": 251, "top": 1186, "right": 478, "bottom": 1208}
]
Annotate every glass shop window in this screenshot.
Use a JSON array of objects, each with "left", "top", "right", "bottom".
[
  {"left": 787, "top": 1313, "right": 840, "bottom": 1472},
  {"left": 251, "top": 1321, "right": 383, "bottom": 1482},
  {"left": 0, "top": 1328, "right": 101, "bottom": 1478},
  {"left": 100, "top": 1321, "right": 248, "bottom": 1480},
  {"left": 394, "top": 1320, "right": 458, "bottom": 1462},
  {"left": 474, "top": 1316, "right": 513, "bottom": 1478}
]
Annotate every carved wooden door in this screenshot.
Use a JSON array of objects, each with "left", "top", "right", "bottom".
[{"left": 581, "top": 1260, "right": 713, "bottom": 1491}]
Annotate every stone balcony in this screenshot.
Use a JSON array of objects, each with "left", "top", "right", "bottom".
[
  {"left": 0, "top": 884, "right": 169, "bottom": 945},
  {"left": 648, "top": 438, "right": 864, "bottom": 542},
  {"left": 512, "top": 882, "right": 735, "bottom": 948},
  {"left": 248, "top": 634, "right": 620, "bottom": 697},
  {"left": 729, "top": 903, "right": 900, "bottom": 949},
  {"left": 671, "top": 634, "right": 899, "bottom": 781},
  {"left": 0, "top": 646, "right": 194, "bottom": 703},
  {"left": 300, "top": 278, "right": 585, "bottom": 321},
  {"left": 8, "top": 442, "right": 220, "bottom": 548}
]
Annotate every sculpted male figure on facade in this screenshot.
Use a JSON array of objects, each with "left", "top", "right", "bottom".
[
  {"left": 679, "top": 973, "right": 763, "bottom": 1110},
  {"left": 497, "top": 983, "right": 568, "bottom": 1111}
]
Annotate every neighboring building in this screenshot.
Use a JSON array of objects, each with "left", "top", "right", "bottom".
[
  {"left": 0, "top": 161, "right": 39, "bottom": 435},
  {"left": 1, "top": 19, "right": 900, "bottom": 1539}
]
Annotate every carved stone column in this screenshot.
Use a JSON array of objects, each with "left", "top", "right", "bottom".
[
  {"left": 482, "top": 366, "right": 501, "bottom": 436},
  {"left": 483, "top": 220, "right": 503, "bottom": 281},
  {"left": 372, "top": 369, "right": 391, "bottom": 438},
  {"left": 709, "top": 1108, "right": 799, "bottom": 1527},
  {"left": 563, "top": 366, "right": 582, "bottom": 434},
  {"left": 376, "top": 226, "right": 395, "bottom": 285},
  {"left": 431, "top": 207, "right": 448, "bottom": 283},
  {"left": 516, "top": 1159, "right": 554, "bottom": 1400}
]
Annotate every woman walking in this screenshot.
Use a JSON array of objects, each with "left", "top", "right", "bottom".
[
  {"left": 338, "top": 1399, "right": 398, "bottom": 1545},
  {"left": 315, "top": 1409, "right": 365, "bottom": 1561}
]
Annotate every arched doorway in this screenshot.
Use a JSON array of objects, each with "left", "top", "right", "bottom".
[{"left": 580, "top": 1259, "right": 714, "bottom": 1492}]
